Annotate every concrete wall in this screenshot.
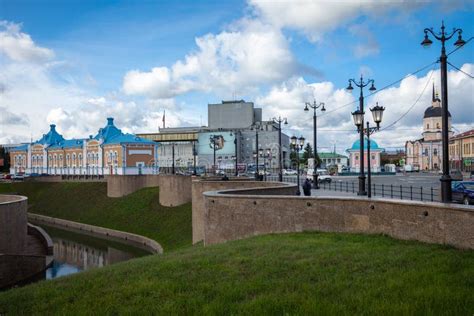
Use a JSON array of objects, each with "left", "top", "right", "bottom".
[
  {"left": 201, "top": 187, "right": 474, "bottom": 249},
  {"left": 28, "top": 213, "right": 163, "bottom": 254},
  {"left": 0, "top": 195, "right": 28, "bottom": 254},
  {"left": 192, "top": 180, "right": 296, "bottom": 244},
  {"left": 107, "top": 174, "right": 191, "bottom": 207}
]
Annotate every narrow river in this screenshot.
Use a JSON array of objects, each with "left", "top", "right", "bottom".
[{"left": 39, "top": 224, "right": 152, "bottom": 279}]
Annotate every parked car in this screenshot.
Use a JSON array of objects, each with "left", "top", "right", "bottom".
[
  {"left": 3, "top": 174, "right": 11, "bottom": 180},
  {"left": 450, "top": 169, "right": 463, "bottom": 181},
  {"left": 283, "top": 169, "right": 297, "bottom": 175},
  {"left": 452, "top": 181, "right": 474, "bottom": 205},
  {"left": 12, "top": 174, "right": 25, "bottom": 180}
]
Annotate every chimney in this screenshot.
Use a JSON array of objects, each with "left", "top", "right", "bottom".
[
  {"left": 107, "top": 117, "right": 114, "bottom": 126},
  {"left": 50, "top": 124, "right": 56, "bottom": 132}
]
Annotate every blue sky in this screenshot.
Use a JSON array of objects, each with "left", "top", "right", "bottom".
[{"left": 1, "top": 0, "right": 473, "bottom": 152}]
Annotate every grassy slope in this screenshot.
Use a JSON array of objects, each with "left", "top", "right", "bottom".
[
  {"left": 0, "top": 232, "right": 473, "bottom": 314},
  {"left": 0, "top": 182, "right": 191, "bottom": 251}
]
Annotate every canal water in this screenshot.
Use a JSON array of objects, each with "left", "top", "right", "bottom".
[{"left": 39, "top": 224, "right": 152, "bottom": 279}]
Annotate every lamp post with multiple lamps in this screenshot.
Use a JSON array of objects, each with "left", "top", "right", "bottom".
[
  {"left": 171, "top": 143, "right": 176, "bottom": 174},
  {"left": 304, "top": 100, "right": 326, "bottom": 189},
  {"left": 421, "top": 21, "right": 466, "bottom": 203},
  {"left": 209, "top": 135, "right": 220, "bottom": 174},
  {"left": 230, "top": 131, "right": 240, "bottom": 176},
  {"left": 251, "top": 123, "right": 264, "bottom": 180},
  {"left": 290, "top": 136, "right": 305, "bottom": 196},
  {"left": 259, "top": 148, "right": 271, "bottom": 181},
  {"left": 346, "top": 75, "right": 376, "bottom": 196},
  {"left": 272, "top": 116, "right": 288, "bottom": 182},
  {"left": 192, "top": 141, "right": 197, "bottom": 175},
  {"left": 351, "top": 103, "right": 385, "bottom": 198}
]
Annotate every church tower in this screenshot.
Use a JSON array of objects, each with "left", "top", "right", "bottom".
[{"left": 422, "top": 84, "right": 452, "bottom": 141}]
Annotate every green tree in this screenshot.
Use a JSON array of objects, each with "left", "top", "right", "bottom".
[{"left": 301, "top": 143, "right": 314, "bottom": 165}]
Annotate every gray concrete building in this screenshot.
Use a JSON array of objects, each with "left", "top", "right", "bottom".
[{"left": 138, "top": 100, "right": 290, "bottom": 171}]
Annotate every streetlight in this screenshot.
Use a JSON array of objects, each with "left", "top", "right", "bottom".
[
  {"left": 251, "top": 122, "right": 264, "bottom": 180},
  {"left": 209, "top": 135, "right": 220, "bottom": 174},
  {"left": 421, "top": 21, "right": 466, "bottom": 203},
  {"left": 347, "top": 75, "right": 376, "bottom": 196},
  {"left": 192, "top": 140, "right": 197, "bottom": 175},
  {"left": 171, "top": 142, "right": 175, "bottom": 174},
  {"left": 352, "top": 103, "right": 385, "bottom": 198},
  {"left": 272, "top": 116, "right": 288, "bottom": 182},
  {"left": 290, "top": 135, "right": 305, "bottom": 195},
  {"left": 304, "top": 100, "right": 326, "bottom": 189},
  {"left": 230, "top": 131, "right": 240, "bottom": 177},
  {"left": 259, "top": 148, "right": 272, "bottom": 181}
]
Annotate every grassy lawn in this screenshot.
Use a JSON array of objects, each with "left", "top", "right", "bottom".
[
  {"left": 0, "top": 232, "right": 472, "bottom": 314},
  {"left": 0, "top": 182, "right": 191, "bottom": 251}
]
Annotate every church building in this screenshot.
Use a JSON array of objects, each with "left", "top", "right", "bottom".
[
  {"left": 10, "top": 118, "right": 158, "bottom": 176},
  {"left": 405, "top": 85, "right": 453, "bottom": 171}
]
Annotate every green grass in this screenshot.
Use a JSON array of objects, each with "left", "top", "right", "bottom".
[
  {"left": 0, "top": 232, "right": 473, "bottom": 314},
  {"left": 0, "top": 182, "right": 191, "bottom": 251}
]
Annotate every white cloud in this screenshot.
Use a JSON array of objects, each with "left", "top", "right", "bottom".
[
  {"left": 122, "top": 19, "right": 298, "bottom": 99},
  {"left": 249, "top": 0, "right": 422, "bottom": 42},
  {"left": 0, "top": 21, "right": 54, "bottom": 63}
]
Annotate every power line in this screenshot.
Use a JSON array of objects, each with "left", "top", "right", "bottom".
[
  {"left": 447, "top": 36, "right": 473, "bottom": 57},
  {"left": 379, "top": 64, "right": 436, "bottom": 132},
  {"left": 447, "top": 61, "right": 474, "bottom": 79}
]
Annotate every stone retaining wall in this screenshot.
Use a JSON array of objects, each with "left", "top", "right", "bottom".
[
  {"left": 0, "top": 195, "right": 28, "bottom": 254},
  {"left": 192, "top": 180, "right": 296, "bottom": 244},
  {"left": 107, "top": 175, "right": 192, "bottom": 207},
  {"left": 28, "top": 213, "right": 163, "bottom": 254},
  {"left": 202, "top": 187, "right": 474, "bottom": 249}
]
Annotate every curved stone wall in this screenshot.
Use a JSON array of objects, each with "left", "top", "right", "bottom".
[
  {"left": 107, "top": 175, "right": 192, "bottom": 207},
  {"left": 0, "top": 195, "right": 28, "bottom": 254},
  {"left": 192, "top": 180, "right": 296, "bottom": 244},
  {"left": 201, "top": 186, "right": 474, "bottom": 249},
  {"left": 28, "top": 213, "right": 163, "bottom": 254}
]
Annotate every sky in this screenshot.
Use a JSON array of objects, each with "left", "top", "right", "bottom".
[{"left": 0, "top": 0, "right": 473, "bottom": 154}]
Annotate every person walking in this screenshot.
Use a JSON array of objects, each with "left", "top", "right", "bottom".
[{"left": 303, "top": 178, "right": 312, "bottom": 196}]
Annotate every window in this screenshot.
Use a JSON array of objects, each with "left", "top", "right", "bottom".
[
  {"left": 427, "top": 124, "right": 429, "bottom": 129},
  {"left": 371, "top": 155, "right": 375, "bottom": 160},
  {"left": 433, "top": 148, "right": 438, "bottom": 156},
  {"left": 436, "top": 122, "right": 440, "bottom": 129},
  {"left": 424, "top": 148, "right": 428, "bottom": 156}
]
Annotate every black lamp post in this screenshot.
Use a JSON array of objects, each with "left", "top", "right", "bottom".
[
  {"left": 290, "top": 135, "right": 305, "bottom": 195},
  {"left": 304, "top": 100, "right": 326, "bottom": 189},
  {"left": 346, "top": 75, "right": 376, "bottom": 196},
  {"left": 421, "top": 21, "right": 466, "bottom": 203},
  {"left": 171, "top": 143, "right": 175, "bottom": 174},
  {"left": 192, "top": 140, "right": 197, "bottom": 175},
  {"left": 272, "top": 116, "right": 288, "bottom": 182},
  {"left": 252, "top": 123, "right": 264, "bottom": 180},
  {"left": 352, "top": 103, "right": 385, "bottom": 198},
  {"left": 209, "top": 135, "right": 219, "bottom": 174},
  {"left": 231, "top": 131, "right": 240, "bottom": 176}
]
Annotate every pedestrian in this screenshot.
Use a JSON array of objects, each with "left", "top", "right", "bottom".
[{"left": 302, "top": 178, "right": 312, "bottom": 196}]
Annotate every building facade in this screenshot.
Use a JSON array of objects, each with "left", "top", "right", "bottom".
[
  {"left": 138, "top": 100, "right": 290, "bottom": 171},
  {"left": 346, "top": 138, "right": 384, "bottom": 173},
  {"left": 319, "top": 152, "right": 349, "bottom": 172},
  {"left": 405, "top": 86, "right": 452, "bottom": 171},
  {"left": 449, "top": 129, "right": 474, "bottom": 172},
  {"left": 10, "top": 118, "right": 158, "bottom": 175}
]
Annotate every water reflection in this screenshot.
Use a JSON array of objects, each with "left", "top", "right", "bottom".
[{"left": 41, "top": 225, "right": 150, "bottom": 279}]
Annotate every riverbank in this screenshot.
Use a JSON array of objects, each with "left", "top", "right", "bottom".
[
  {"left": 0, "top": 232, "right": 473, "bottom": 314},
  {"left": 0, "top": 182, "right": 191, "bottom": 251}
]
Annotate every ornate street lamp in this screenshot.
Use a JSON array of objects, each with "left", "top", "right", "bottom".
[
  {"left": 304, "top": 100, "right": 326, "bottom": 189},
  {"left": 272, "top": 116, "right": 288, "bottom": 182},
  {"left": 346, "top": 75, "right": 376, "bottom": 195},
  {"left": 251, "top": 122, "right": 264, "bottom": 180},
  {"left": 351, "top": 102, "right": 385, "bottom": 198},
  {"left": 290, "top": 135, "right": 305, "bottom": 195},
  {"left": 421, "top": 21, "right": 466, "bottom": 203}
]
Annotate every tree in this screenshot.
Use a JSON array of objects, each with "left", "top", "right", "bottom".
[
  {"left": 301, "top": 143, "right": 314, "bottom": 165},
  {"left": 0, "top": 146, "right": 10, "bottom": 172}
]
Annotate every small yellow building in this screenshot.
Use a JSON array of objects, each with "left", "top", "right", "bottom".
[
  {"left": 449, "top": 129, "right": 474, "bottom": 172},
  {"left": 10, "top": 118, "right": 158, "bottom": 175}
]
